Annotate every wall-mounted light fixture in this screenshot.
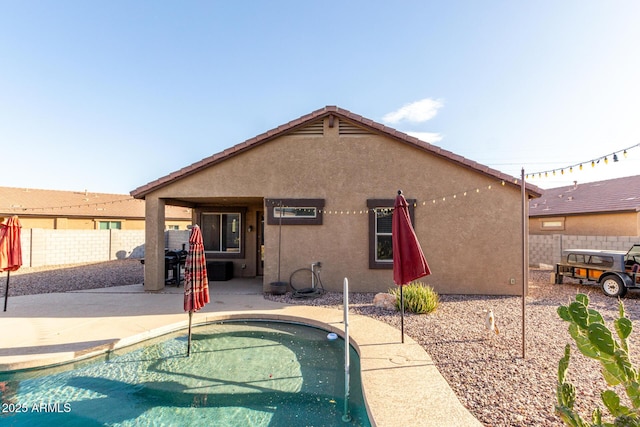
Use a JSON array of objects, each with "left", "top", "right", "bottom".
[{"left": 248, "top": 225, "right": 254, "bottom": 233}]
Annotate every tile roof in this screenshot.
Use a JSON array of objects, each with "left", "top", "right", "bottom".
[
  {"left": 529, "top": 175, "right": 640, "bottom": 217},
  {"left": 130, "top": 105, "right": 542, "bottom": 199},
  {"left": 0, "top": 186, "right": 191, "bottom": 220}
]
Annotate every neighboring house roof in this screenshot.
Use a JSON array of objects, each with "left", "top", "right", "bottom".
[
  {"left": 529, "top": 175, "right": 640, "bottom": 217},
  {"left": 131, "top": 105, "right": 542, "bottom": 198},
  {"left": 0, "top": 186, "right": 192, "bottom": 220}
]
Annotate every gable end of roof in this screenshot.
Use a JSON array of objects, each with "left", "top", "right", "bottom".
[{"left": 131, "top": 106, "right": 542, "bottom": 199}]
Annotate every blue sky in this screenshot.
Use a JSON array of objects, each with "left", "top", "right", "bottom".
[{"left": 2, "top": 1, "right": 639, "bottom": 194}]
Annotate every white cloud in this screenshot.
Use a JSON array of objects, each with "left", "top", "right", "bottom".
[
  {"left": 405, "top": 131, "right": 443, "bottom": 143},
  {"left": 382, "top": 98, "right": 443, "bottom": 124}
]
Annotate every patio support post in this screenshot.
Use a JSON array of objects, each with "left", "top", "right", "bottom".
[{"left": 144, "top": 196, "right": 166, "bottom": 291}]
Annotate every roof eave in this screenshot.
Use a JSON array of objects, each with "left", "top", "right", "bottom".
[
  {"left": 131, "top": 106, "right": 543, "bottom": 199},
  {"left": 530, "top": 208, "right": 639, "bottom": 218}
]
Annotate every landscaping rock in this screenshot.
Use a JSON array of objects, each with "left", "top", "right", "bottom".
[{"left": 373, "top": 292, "right": 397, "bottom": 310}]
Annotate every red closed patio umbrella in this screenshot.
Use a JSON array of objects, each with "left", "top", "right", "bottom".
[
  {"left": 392, "top": 191, "right": 431, "bottom": 343},
  {"left": 1, "top": 216, "right": 23, "bottom": 312},
  {"left": 183, "top": 225, "right": 210, "bottom": 356}
]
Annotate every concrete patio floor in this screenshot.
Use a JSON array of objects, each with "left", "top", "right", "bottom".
[{"left": 0, "top": 278, "right": 481, "bottom": 426}]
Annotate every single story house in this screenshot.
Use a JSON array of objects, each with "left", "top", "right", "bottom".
[
  {"left": 529, "top": 175, "right": 640, "bottom": 236},
  {"left": 0, "top": 186, "right": 192, "bottom": 230},
  {"left": 131, "top": 106, "right": 541, "bottom": 295}
]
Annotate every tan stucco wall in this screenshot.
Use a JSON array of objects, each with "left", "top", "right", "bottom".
[
  {"left": 530, "top": 211, "right": 640, "bottom": 236},
  {"left": 16, "top": 217, "right": 56, "bottom": 229},
  {"left": 142, "top": 117, "right": 525, "bottom": 295}
]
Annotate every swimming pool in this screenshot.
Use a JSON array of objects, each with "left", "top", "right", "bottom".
[{"left": 0, "top": 321, "right": 370, "bottom": 426}]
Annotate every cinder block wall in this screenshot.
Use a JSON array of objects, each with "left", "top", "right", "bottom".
[
  {"left": 20, "top": 229, "right": 32, "bottom": 267},
  {"left": 19, "top": 228, "right": 638, "bottom": 269},
  {"left": 29, "top": 229, "right": 111, "bottom": 266},
  {"left": 19, "top": 229, "right": 189, "bottom": 267},
  {"left": 110, "top": 230, "right": 146, "bottom": 259},
  {"left": 529, "top": 234, "right": 640, "bottom": 267},
  {"left": 166, "top": 230, "right": 190, "bottom": 252}
]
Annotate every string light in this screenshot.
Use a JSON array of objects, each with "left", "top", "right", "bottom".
[
  {"left": 5, "top": 197, "right": 139, "bottom": 213},
  {"left": 314, "top": 180, "right": 508, "bottom": 213},
  {"left": 8, "top": 178, "right": 515, "bottom": 217},
  {"left": 525, "top": 143, "right": 639, "bottom": 180}
]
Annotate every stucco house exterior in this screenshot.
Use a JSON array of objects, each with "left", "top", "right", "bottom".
[
  {"left": 529, "top": 175, "right": 640, "bottom": 236},
  {"left": 0, "top": 186, "right": 192, "bottom": 230},
  {"left": 131, "top": 106, "right": 541, "bottom": 295}
]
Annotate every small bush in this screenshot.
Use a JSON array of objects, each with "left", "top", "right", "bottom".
[{"left": 389, "top": 282, "right": 439, "bottom": 314}]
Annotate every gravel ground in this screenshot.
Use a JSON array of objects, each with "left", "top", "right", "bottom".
[
  {"left": 3, "top": 262, "right": 640, "bottom": 426},
  {"left": 3, "top": 259, "right": 144, "bottom": 295},
  {"left": 265, "top": 271, "right": 640, "bottom": 427}
]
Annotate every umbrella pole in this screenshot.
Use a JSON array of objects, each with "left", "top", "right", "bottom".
[
  {"left": 400, "top": 285, "right": 404, "bottom": 344},
  {"left": 187, "top": 311, "right": 193, "bottom": 357},
  {"left": 3, "top": 271, "right": 10, "bottom": 312}
]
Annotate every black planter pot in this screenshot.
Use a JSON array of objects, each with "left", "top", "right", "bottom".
[{"left": 269, "top": 281, "right": 288, "bottom": 295}]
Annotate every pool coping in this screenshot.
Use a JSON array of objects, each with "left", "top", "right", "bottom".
[{"left": 0, "top": 283, "right": 482, "bottom": 426}]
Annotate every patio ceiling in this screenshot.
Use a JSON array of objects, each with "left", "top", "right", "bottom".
[{"left": 163, "top": 196, "right": 264, "bottom": 208}]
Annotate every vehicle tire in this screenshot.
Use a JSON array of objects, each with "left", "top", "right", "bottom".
[{"left": 601, "top": 275, "right": 627, "bottom": 298}]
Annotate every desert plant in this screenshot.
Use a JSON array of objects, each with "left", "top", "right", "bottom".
[
  {"left": 555, "top": 293, "right": 640, "bottom": 426},
  {"left": 389, "top": 282, "right": 439, "bottom": 314}
]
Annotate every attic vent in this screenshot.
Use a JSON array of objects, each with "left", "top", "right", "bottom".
[
  {"left": 290, "top": 120, "right": 324, "bottom": 136},
  {"left": 339, "top": 120, "right": 372, "bottom": 135}
]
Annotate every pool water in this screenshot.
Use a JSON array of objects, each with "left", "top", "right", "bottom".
[{"left": 0, "top": 321, "right": 370, "bottom": 426}]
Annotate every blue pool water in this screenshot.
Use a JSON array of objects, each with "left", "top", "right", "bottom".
[{"left": 0, "top": 321, "right": 370, "bottom": 426}]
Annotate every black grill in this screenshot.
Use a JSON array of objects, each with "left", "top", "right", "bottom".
[{"left": 164, "top": 249, "right": 188, "bottom": 286}]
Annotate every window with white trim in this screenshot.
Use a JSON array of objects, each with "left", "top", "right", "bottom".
[
  {"left": 98, "top": 221, "right": 121, "bottom": 230},
  {"left": 367, "top": 198, "right": 416, "bottom": 269},
  {"left": 540, "top": 217, "right": 565, "bottom": 231},
  {"left": 374, "top": 208, "right": 394, "bottom": 263},
  {"left": 265, "top": 199, "right": 325, "bottom": 225}
]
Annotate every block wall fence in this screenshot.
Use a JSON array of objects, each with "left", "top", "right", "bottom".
[
  {"left": 16, "top": 229, "right": 640, "bottom": 269},
  {"left": 19, "top": 229, "right": 190, "bottom": 267},
  {"left": 529, "top": 234, "right": 640, "bottom": 268}
]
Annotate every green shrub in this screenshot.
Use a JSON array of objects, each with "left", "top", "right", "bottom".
[
  {"left": 555, "top": 293, "right": 640, "bottom": 426},
  {"left": 389, "top": 282, "right": 439, "bottom": 314}
]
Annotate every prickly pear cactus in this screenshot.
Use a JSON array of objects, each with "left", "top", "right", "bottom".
[{"left": 556, "top": 293, "right": 640, "bottom": 426}]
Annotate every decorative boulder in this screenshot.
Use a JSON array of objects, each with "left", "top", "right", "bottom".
[{"left": 373, "top": 293, "right": 397, "bottom": 311}]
